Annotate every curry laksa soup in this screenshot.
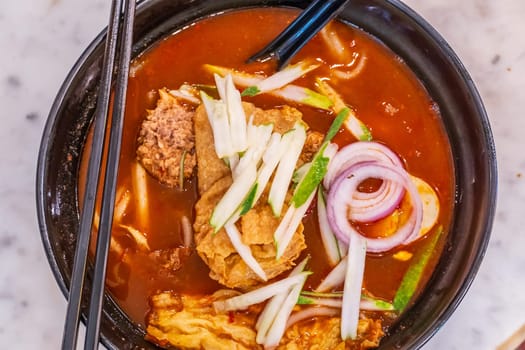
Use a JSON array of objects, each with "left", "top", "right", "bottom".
[{"left": 79, "top": 7, "right": 454, "bottom": 350}]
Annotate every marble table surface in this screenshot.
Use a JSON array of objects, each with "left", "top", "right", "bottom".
[{"left": 1, "top": 0, "right": 524, "bottom": 349}]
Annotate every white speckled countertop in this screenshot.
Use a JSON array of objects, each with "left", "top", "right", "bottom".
[{"left": 1, "top": 0, "right": 524, "bottom": 349}]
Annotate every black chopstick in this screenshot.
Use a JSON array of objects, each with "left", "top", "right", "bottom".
[
  {"left": 247, "top": 0, "right": 350, "bottom": 70},
  {"left": 61, "top": 0, "right": 135, "bottom": 349},
  {"left": 84, "top": 0, "right": 135, "bottom": 348}
]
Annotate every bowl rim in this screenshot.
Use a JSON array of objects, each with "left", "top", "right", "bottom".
[
  {"left": 382, "top": 1, "right": 497, "bottom": 346},
  {"left": 36, "top": 0, "right": 497, "bottom": 349}
]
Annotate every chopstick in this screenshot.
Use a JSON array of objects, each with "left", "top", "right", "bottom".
[
  {"left": 61, "top": 0, "right": 135, "bottom": 349},
  {"left": 497, "top": 323, "right": 525, "bottom": 350},
  {"left": 247, "top": 0, "right": 349, "bottom": 70}
]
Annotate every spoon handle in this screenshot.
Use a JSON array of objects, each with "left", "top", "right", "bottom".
[{"left": 247, "top": 0, "right": 350, "bottom": 70}]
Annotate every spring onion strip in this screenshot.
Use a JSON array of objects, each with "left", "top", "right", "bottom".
[
  {"left": 360, "top": 295, "right": 395, "bottom": 311},
  {"left": 241, "top": 60, "right": 320, "bottom": 97},
  {"left": 317, "top": 188, "right": 343, "bottom": 266},
  {"left": 393, "top": 226, "right": 443, "bottom": 311},
  {"left": 210, "top": 162, "right": 257, "bottom": 232},
  {"left": 268, "top": 124, "right": 307, "bottom": 217},
  {"left": 341, "top": 235, "right": 367, "bottom": 340},
  {"left": 264, "top": 272, "right": 308, "bottom": 348},
  {"left": 297, "top": 292, "right": 394, "bottom": 311},
  {"left": 274, "top": 190, "right": 316, "bottom": 259},
  {"left": 213, "top": 272, "right": 311, "bottom": 312},
  {"left": 290, "top": 108, "right": 346, "bottom": 211},
  {"left": 256, "top": 257, "right": 309, "bottom": 344},
  {"left": 292, "top": 142, "right": 338, "bottom": 208},
  {"left": 239, "top": 183, "right": 258, "bottom": 216},
  {"left": 224, "top": 222, "right": 267, "bottom": 281},
  {"left": 297, "top": 295, "right": 342, "bottom": 307},
  {"left": 315, "top": 78, "right": 372, "bottom": 141},
  {"left": 324, "top": 109, "right": 350, "bottom": 142},
  {"left": 204, "top": 64, "right": 332, "bottom": 110}
]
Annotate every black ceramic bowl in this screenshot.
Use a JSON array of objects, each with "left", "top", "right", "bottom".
[{"left": 37, "top": 0, "right": 497, "bottom": 349}]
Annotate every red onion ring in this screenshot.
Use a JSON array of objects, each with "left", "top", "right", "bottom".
[
  {"left": 324, "top": 141, "right": 403, "bottom": 188},
  {"left": 326, "top": 161, "right": 423, "bottom": 253},
  {"left": 285, "top": 307, "right": 340, "bottom": 330},
  {"left": 324, "top": 142, "right": 405, "bottom": 222}
]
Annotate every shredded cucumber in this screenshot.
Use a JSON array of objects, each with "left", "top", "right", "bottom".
[
  {"left": 242, "top": 60, "right": 320, "bottom": 96},
  {"left": 268, "top": 124, "right": 307, "bottom": 216},
  {"left": 224, "top": 222, "right": 267, "bottom": 281},
  {"left": 204, "top": 64, "right": 332, "bottom": 110},
  {"left": 210, "top": 163, "right": 257, "bottom": 232},
  {"left": 213, "top": 272, "right": 311, "bottom": 312},
  {"left": 393, "top": 226, "right": 443, "bottom": 311}
]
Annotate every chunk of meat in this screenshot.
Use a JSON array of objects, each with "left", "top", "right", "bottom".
[
  {"left": 281, "top": 315, "right": 384, "bottom": 350},
  {"left": 137, "top": 89, "right": 196, "bottom": 187},
  {"left": 146, "top": 291, "right": 261, "bottom": 350},
  {"left": 193, "top": 103, "right": 306, "bottom": 289}
]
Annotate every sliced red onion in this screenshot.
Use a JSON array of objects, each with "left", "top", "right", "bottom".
[
  {"left": 326, "top": 161, "right": 423, "bottom": 253},
  {"left": 324, "top": 142, "right": 405, "bottom": 222},
  {"left": 323, "top": 141, "right": 403, "bottom": 188},
  {"left": 181, "top": 215, "right": 193, "bottom": 248},
  {"left": 285, "top": 307, "right": 340, "bottom": 330},
  {"left": 347, "top": 181, "right": 404, "bottom": 222}
]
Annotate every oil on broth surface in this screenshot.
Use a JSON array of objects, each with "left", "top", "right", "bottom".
[{"left": 79, "top": 7, "right": 454, "bottom": 329}]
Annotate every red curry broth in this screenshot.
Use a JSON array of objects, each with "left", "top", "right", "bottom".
[{"left": 79, "top": 8, "right": 454, "bottom": 328}]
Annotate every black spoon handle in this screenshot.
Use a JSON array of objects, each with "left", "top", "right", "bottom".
[{"left": 247, "top": 0, "right": 350, "bottom": 70}]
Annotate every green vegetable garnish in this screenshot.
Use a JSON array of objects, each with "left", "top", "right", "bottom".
[
  {"left": 393, "top": 226, "right": 444, "bottom": 311},
  {"left": 292, "top": 146, "right": 329, "bottom": 208},
  {"left": 296, "top": 295, "right": 314, "bottom": 305},
  {"left": 239, "top": 183, "right": 258, "bottom": 216},
  {"left": 301, "top": 291, "right": 343, "bottom": 298},
  {"left": 290, "top": 108, "right": 349, "bottom": 207},
  {"left": 303, "top": 88, "right": 333, "bottom": 110},
  {"left": 373, "top": 299, "right": 394, "bottom": 310},
  {"left": 325, "top": 108, "right": 350, "bottom": 142},
  {"left": 359, "top": 123, "right": 373, "bottom": 141},
  {"left": 241, "top": 86, "right": 260, "bottom": 97}
]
